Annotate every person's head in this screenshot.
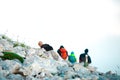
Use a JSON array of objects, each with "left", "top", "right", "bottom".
[
  {"left": 84, "top": 49, "right": 89, "bottom": 54},
  {"left": 70, "top": 51, "right": 75, "bottom": 56},
  {"left": 60, "top": 45, "right": 64, "bottom": 48},
  {"left": 38, "top": 41, "right": 43, "bottom": 47}
]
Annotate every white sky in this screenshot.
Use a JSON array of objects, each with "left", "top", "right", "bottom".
[{"left": 0, "top": 0, "right": 120, "bottom": 73}]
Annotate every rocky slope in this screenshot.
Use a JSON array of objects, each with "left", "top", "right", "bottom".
[{"left": 0, "top": 34, "right": 120, "bottom": 80}]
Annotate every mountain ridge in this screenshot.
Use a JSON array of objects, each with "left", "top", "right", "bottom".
[{"left": 0, "top": 34, "right": 120, "bottom": 80}]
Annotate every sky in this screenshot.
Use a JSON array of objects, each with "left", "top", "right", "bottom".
[{"left": 0, "top": 0, "right": 120, "bottom": 74}]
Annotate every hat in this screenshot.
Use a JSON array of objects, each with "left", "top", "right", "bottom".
[{"left": 71, "top": 51, "right": 74, "bottom": 54}]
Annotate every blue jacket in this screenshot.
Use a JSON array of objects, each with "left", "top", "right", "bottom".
[{"left": 68, "top": 52, "right": 76, "bottom": 63}]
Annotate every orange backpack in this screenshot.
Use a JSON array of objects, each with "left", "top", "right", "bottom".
[{"left": 60, "top": 48, "right": 68, "bottom": 60}]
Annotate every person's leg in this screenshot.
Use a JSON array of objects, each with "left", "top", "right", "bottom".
[{"left": 50, "top": 50, "right": 60, "bottom": 61}]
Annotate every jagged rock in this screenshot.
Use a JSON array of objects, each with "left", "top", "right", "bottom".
[
  {"left": 6, "top": 74, "right": 24, "bottom": 80},
  {"left": 0, "top": 34, "right": 120, "bottom": 80},
  {"left": 0, "top": 39, "right": 13, "bottom": 51},
  {"left": 0, "top": 44, "right": 4, "bottom": 52},
  {"left": 73, "top": 63, "right": 84, "bottom": 72}
]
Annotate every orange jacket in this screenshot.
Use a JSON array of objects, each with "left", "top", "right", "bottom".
[{"left": 60, "top": 48, "right": 68, "bottom": 60}]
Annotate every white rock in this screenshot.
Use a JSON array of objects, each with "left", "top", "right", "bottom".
[
  {"left": 0, "top": 35, "right": 104, "bottom": 80},
  {"left": 87, "top": 66, "right": 97, "bottom": 72},
  {"left": 73, "top": 63, "right": 84, "bottom": 72},
  {"left": 6, "top": 74, "right": 24, "bottom": 80},
  {"left": 0, "top": 52, "right": 4, "bottom": 56},
  {"left": 0, "top": 39, "right": 13, "bottom": 51},
  {"left": 0, "top": 70, "right": 9, "bottom": 77},
  {"left": 0, "top": 44, "right": 4, "bottom": 51}
]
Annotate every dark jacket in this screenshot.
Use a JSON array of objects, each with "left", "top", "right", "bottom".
[
  {"left": 79, "top": 53, "right": 91, "bottom": 64},
  {"left": 41, "top": 44, "right": 53, "bottom": 51}
]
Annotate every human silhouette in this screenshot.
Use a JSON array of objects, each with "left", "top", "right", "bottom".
[
  {"left": 68, "top": 51, "right": 77, "bottom": 64},
  {"left": 38, "top": 41, "right": 53, "bottom": 51},
  {"left": 79, "top": 49, "right": 91, "bottom": 66},
  {"left": 38, "top": 41, "right": 59, "bottom": 60},
  {"left": 57, "top": 45, "right": 68, "bottom": 60}
]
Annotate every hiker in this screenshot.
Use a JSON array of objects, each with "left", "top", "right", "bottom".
[
  {"left": 57, "top": 45, "right": 68, "bottom": 60},
  {"left": 38, "top": 41, "right": 59, "bottom": 60},
  {"left": 38, "top": 41, "right": 53, "bottom": 51},
  {"left": 79, "top": 49, "right": 91, "bottom": 67},
  {"left": 68, "top": 51, "right": 77, "bottom": 64}
]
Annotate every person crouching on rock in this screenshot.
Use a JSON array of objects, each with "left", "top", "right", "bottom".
[
  {"left": 68, "top": 51, "right": 77, "bottom": 64},
  {"left": 38, "top": 41, "right": 59, "bottom": 61},
  {"left": 57, "top": 45, "right": 68, "bottom": 60}
]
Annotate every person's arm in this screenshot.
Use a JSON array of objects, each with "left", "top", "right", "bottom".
[
  {"left": 57, "top": 49, "right": 61, "bottom": 56},
  {"left": 79, "top": 55, "right": 82, "bottom": 63},
  {"left": 88, "top": 56, "right": 92, "bottom": 63},
  {"left": 79, "top": 54, "right": 85, "bottom": 63},
  {"left": 66, "top": 51, "right": 68, "bottom": 56}
]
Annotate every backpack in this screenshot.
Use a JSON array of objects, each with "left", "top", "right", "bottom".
[{"left": 60, "top": 48, "right": 68, "bottom": 60}]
